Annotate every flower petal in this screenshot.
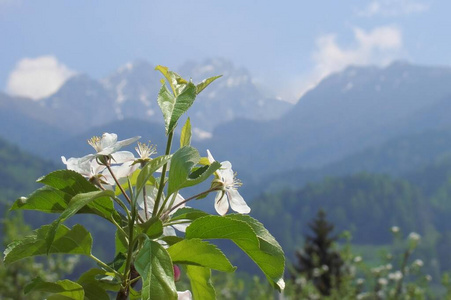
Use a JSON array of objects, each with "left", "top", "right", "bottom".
[
  {"left": 111, "top": 151, "right": 135, "bottom": 163},
  {"left": 177, "top": 290, "right": 192, "bottom": 300},
  {"left": 206, "top": 149, "right": 215, "bottom": 164},
  {"left": 172, "top": 221, "right": 189, "bottom": 233},
  {"left": 227, "top": 189, "right": 251, "bottom": 214},
  {"left": 100, "top": 133, "right": 118, "bottom": 150},
  {"left": 214, "top": 192, "right": 229, "bottom": 216}
]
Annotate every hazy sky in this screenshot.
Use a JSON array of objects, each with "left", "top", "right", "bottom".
[{"left": 1, "top": 0, "right": 449, "bottom": 101}]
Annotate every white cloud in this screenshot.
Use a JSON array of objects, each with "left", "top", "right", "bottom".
[
  {"left": 287, "top": 26, "right": 402, "bottom": 102},
  {"left": 357, "top": 0, "right": 429, "bottom": 17},
  {"left": 6, "top": 55, "right": 76, "bottom": 100}
]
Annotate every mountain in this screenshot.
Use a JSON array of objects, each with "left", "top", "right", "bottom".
[
  {"left": 101, "top": 58, "right": 291, "bottom": 137},
  {"left": 0, "top": 58, "right": 292, "bottom": 151},
  {"left": 203, "top": 62, "right": 451, "bottom": 180},
  {"left": 0, "top": 92, "right": 67, "bottom": 157},
  {"left": 44, "top": 74, "right": 117, "bottom": 133},
  {"left": 0, "top": 136, "right": 57, "bottom": 203}
]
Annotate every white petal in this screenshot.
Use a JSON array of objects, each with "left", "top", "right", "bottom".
[
  {"left": 172, "top": 221, "right": 189, "bottom": 233},
  {"left": 214, "top": 192, "right": 229, "bottom": 216},
  {"left": 100, "top": 133, "right": 118, "bottom": 150},
  {"left": 116, "top": 136, "right": 141, "bottom": 148},
  {"left": 163, "top": 226, "right": 176, "bottom": 237},
  {"left": 219, "top": 161, "right": 234, "bottom": 185},
  {"left": 177, "top": 290, "right": 192, "bottom": 300},
  {"left": 111, "top": 151, "right": 135, "bottom": 163},
  {"left": 228, "top": 189, "right": 250, "bottom": 214},
  {"left": 98, "top": 135, "right": 140, "bottom": 156},
  {"left": 206, "top": 149, "right": 215, "bottom": 164}
]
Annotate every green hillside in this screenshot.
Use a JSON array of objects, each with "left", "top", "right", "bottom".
[{"left": 0, "top": 137, "right": 57, "bottom": 203}]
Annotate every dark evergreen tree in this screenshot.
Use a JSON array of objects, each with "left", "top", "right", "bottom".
[{"left": 293, "top": 209, "right": 344, "bottom": 296}]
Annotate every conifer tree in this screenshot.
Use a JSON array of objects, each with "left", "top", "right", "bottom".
[{"left": 293, "top": 209, "right": 344, "bottom": 296}]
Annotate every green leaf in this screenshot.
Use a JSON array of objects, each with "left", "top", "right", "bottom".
[
  {"left": 138, "top": 216, "right": 163, "bottom": 239},
  {"left": 12, "top": 170, "right": 120, "bottom": 223},
  {"left": 77, "top": 269, "right": 112, "bottom": 300},
  {"left": 160, "top": 236, "right": 184, "bottom": 246},
  {"left": 134, "top": 239, "right": 178, "bottom": 300},
  {"left": 196, "top": 75, "right": 222, "bottom": 94},
  {"left": 168, "top": 83, "right": 196, "bottom": 133},
  {"left": 11, "top": 186, "right": 70, "bottom": 213},
  {"left": 4, "top": 224, "right": 92, "bottom": 264},
  {"left": 155, "top": 65, "right": 188, "bottom": 96},
  {"left": 186, "top": 265, "right": 216, "bottom": 300},
  {"left": 157, "top": 83, "right": 176, "bottom": 134},
  {"left": 24, "top": 277, "right": 84, "bottom": 300},
  {"left": 168, "top": 146, "right": 220, "bottom": 196},
  {"left": 170, "top": 207, "right": 209, "bottom": 222},
  {"left": 226, "top": 214, "right": 285, "bottom": 291},
  {"left": 167, "top": 238, "right": 235, "bottom": 272},
  {"left": 180, "top": 117, "right": 192, "bottom": 147},
  {"left": 115, "top": 229, "right": 128, "bottom": 258},
  {"left": 106, "top": 252, "right": 127, "bottom": 271},
  {"left": 45, "top": 190, "right": 115, "bottom": 253},
  {"left": 156, "top": 76, "right": 197, "bottom": 134},
  {"left": 135, "top": 155, "right": 171, "bottom": 198},
  {"left": 185, "top": 215, "right": 285, "bottom": 291}
]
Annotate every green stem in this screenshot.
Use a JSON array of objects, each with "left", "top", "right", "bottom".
[
  {"left": 153, "top": 130, "right": 174, "bottom": 217},
  {"left": 106, "top": 164, "right": 132, "bottom": 205},
  {"left": 120, "top": 200, "right": 138, "bottom": 299},
  {"left": 394, "top": 249, "right": 411, "bottom": 299},
  {"left": 90, "top": 254, "right": 122, "bottom": 278},
  {"left": 162, "top": 187, "right": 218, "bottom": 219}
]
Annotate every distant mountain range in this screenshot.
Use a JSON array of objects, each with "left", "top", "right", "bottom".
[
  {"left": 2, "top": 60, "right": 451, "bottom": 181},
  {"left": 202, "top": 61, "right": 451, "bottom": 180}
]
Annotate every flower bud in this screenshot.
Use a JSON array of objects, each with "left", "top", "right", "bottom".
[{"left": 174, "top": 265, "right": 181, "bottom": 282}]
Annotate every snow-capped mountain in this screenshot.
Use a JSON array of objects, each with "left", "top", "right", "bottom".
[{"left": 101, "top": 58, "right": 292, "bottom": 137}]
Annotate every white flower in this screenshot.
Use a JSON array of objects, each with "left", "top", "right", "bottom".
[
  {"left": 88, "top": 133, "right": 140, "bottom": 156},
  {"left": 388, "top": 271, "right": 403, "bottom": 281},
  {"left": 62, "top": 151, "right": 136, "bottom": 185},
  {"left": 391, "top": 226, "right": 400, "bottom": 233},
  {"left": 207, "top": 150, "right": 250, "bottom": 216},
  {"left": 378, "top": 278, "right": 388, "bottom": 286},
  {"left": 353, "top": 256, "right": 362, "bottom": 263},
  {"left": 413, "top": 259, "right": 424, "bottom": 267},
  {"left": 62, "top": 155, "right": 104, "bottom": 178},
  {"left": 408, "top": 232, "right": 421, "bottom": 242},
  {"left": 177, "top": 290, "right": 192, "bottom": 300},
  {"left": 137, "top": 186, "right": 189, "bottom": 235},
  {"left": 135, "top": 141, "right": 157, "bottom": 160}
]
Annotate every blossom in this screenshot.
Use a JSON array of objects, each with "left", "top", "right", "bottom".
[
  {"left": 408, "top": 232, "right": 421, "bottom": 241},
  {"left": 207, "top": 150, "right": 250, "bottom": 216},
  {"left": 88, "top": 133, "right": 140, "bottom": 156},
  {"left": 412, "top": 259, "right": 424, "bottom": 267},
  {"left": 388, "top": 271, "right": 403, "bottom": 281},
  {"left": 61, "top": 155, "right": 104, "bottom": 178},
  {"left": 390, "top": 226, "right": 400, "bottom": 233},
  {"left": 137, "top": 186, "right": 189, "bottom": 235},
  {"left": 177, "top": 290, "right": 192, "bottom": 300},
  {"left": 62, "top": 151, "right": 136, "bottom": 185}
]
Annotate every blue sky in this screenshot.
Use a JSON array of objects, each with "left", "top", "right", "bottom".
[{"left": 1, "top": 0, "right": 449, "bottom": 101}]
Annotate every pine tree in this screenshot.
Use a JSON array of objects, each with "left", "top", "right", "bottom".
[{"left": 293, "top": 209, "right": 344, "bottom": 296}]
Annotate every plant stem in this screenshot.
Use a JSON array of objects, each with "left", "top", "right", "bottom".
[
  {"left": 89, "top": 254, "right": 122, "bottom": 278},
  {"left": 394, "top": 249, "right": 411, "bottom": 299},
  {"left": 117, "top": 198, "right": 139, "bottom": 300},
  {"left": 153, "top": 130, "right": 174, "bottom": 217},
  {"left": 162, "top": 187, "right": 218, "bottom": 218},
  {"left": 106, "top": 164, "right": 132, "bottom": 205}
]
